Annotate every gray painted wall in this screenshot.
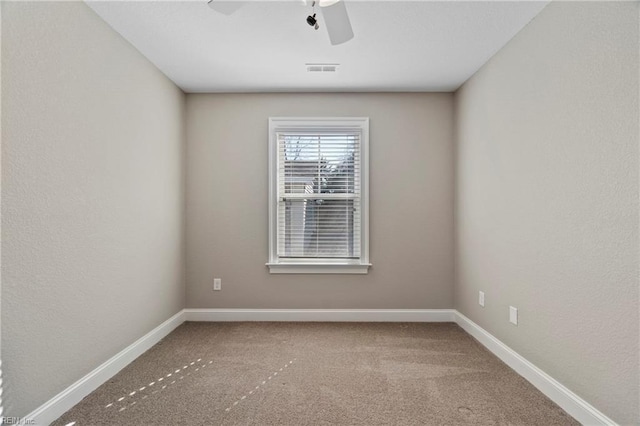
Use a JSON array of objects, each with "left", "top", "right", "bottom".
[
  {"left": 454, "top": 2, "right": 639, "bottom": 424},
  {"left": 2, "top": 2, "right": 186, "bottom": 417},
  {"left": 186, "top": 93, "right": 454, "bottom": 309}
]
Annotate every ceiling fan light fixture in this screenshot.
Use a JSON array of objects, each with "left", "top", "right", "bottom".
[
  {"left": 318, "top": 0, "right": 341, "bottom": 6},
  {"left": 207, "top": 0, "right": 244, "bottom": 16},
  {"left": 319, "top": 0, "right": 354, "bottom": 45}
]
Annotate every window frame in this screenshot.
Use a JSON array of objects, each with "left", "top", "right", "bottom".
[{"left": 267, "top": 117, "right": 370, "bottom": 274}]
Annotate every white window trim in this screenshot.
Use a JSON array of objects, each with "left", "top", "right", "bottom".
[{"left": 267, "top": 117, "right": 370, "bottom": 274}]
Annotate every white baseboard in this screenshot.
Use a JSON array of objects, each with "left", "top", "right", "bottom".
[
  {"left": 184, "top": 308, "right": 456, "bottom": 322},
  {"left": 454, "top": 311, "right": 616, "bottom": 426},
  {"left": 25, "top": 310, "right": 185, "bottom": 426},
  {"left": 23, "top": 308, "right": 616, "bottom": 426}
]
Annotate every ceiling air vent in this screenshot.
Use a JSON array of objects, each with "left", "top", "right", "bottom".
[{"left": 306, "top": 63, "right": 339, "bottom": 73}]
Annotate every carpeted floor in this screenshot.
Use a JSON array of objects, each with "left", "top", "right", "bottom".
[{"left": 52, "top": 322, "right": 578, "bottom": 425}]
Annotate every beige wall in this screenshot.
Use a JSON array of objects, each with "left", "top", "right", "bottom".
[
  {"left": 454, "top": 2, "right": 639, "bottom": 424},
  {"left": 1, "top": 1, "right": 186, "bottom": 417},
  {"left": 186, "top": 93, "right": 454, "bottom": 309}
]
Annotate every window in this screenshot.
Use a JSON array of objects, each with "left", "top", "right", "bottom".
[{"left": 267, "top": 117, "right": 370, "bottom": 274}]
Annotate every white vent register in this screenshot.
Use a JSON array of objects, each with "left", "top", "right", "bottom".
[{"left": 306, "top": 63, "right": 339, "bottom": 72}]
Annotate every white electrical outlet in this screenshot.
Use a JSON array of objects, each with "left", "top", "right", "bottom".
[
  {"left": 213, "top": 278, "right": 222, "bottom": 291},
  {"left": 509, "top": 306, "right": 518, "bottom": 325},
  {"left": 479, "top": 291, "right": 485, "bottom": 307}
]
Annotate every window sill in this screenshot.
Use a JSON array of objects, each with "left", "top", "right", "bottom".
[{"left": 266, "top": 263, "right": 371, "bottom": 274}]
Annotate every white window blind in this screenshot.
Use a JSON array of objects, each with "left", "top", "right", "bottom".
[
  {"left": 268, "top": 118, "right": 370, "bottom": 274},
  {"left": 277, "top": 132, "right": 360, "bottom": 259}
]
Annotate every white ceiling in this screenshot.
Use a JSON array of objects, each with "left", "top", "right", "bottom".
[{"left": 86, "top": 0, "right": 549, "bottom": 93}]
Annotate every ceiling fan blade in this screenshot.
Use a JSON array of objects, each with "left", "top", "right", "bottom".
[
  {"left": 319, "top": 0, "right": 354, "bottom": 45},
  {"left": 207, "top": 0, "right": 245, "bottom": 15}
]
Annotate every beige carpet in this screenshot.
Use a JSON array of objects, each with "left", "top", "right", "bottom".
[{"left": 52, "top": 322, "right": 577, "bottom": 425}]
